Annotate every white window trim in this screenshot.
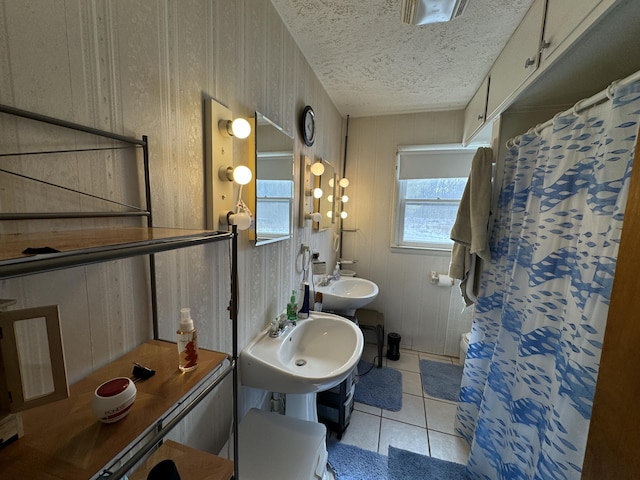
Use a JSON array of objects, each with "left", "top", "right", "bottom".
[{"left": 391, "top": 144, "right": 479, "bottom": 253}]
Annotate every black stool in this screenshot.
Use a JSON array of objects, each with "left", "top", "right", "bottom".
[{"left": 354, "top": 308, "right": 384, "bottom": 368}]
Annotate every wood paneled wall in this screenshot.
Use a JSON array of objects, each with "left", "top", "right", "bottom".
[
  {"left": 0, "top": 0, "right": 342, "bottom": 453},
  {"left": 342, "top": 112, "right": 474, "bottom": 355}
]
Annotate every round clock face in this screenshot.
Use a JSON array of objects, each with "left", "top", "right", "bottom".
[{"left": 301, "top": 105, "right": 315, "bottom": 146}]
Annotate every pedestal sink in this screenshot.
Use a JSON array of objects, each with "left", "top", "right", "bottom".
[
  {"left": 314, "top": 277, "right": 379, "bottom": 316},
  {"left": 240, "top": 312, "right": 364, "bottom": 421}
]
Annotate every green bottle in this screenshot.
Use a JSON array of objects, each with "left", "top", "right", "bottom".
[{"left": 287, "top": 289, "right": 298, "bottom": 321}]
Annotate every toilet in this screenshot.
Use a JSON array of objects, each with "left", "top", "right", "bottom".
[
  {"left": 459, "top": 332, "right": 470, "bottom": 365},
  {"left": 221, "top": 408, "right": 328, "bottom": 480}
]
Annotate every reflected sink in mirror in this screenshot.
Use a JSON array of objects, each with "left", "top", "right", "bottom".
[
  {"left": 314, "top": 277, "right": 379, "bottom": 316},
  {"left": 240, "top": 312, "right": 364, "bottom": 394}
]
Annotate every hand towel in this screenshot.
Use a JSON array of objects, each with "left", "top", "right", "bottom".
[{"left": 449, "top": 147, "right": 493, "bottom": 305}]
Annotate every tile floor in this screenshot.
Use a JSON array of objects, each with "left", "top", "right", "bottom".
[{"left": 327, "top": 345, "right": 470, "bottom": 470}]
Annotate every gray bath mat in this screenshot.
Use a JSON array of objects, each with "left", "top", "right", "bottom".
[
  {"left": 354, "top": 360, "right": 402, "bottom": 411},
  {"left": 388, "top": 446, "right": 469, "bottom": 479},
  {"left": 419, "top": 359, "right": 463, "bottom": 402},
  {"left": 327, "top": 440, "right": 387, "bottom": 480}
]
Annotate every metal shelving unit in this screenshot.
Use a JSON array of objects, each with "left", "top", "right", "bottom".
[{"left": 0, "top": 104, "right": 240, "bottom": 479}]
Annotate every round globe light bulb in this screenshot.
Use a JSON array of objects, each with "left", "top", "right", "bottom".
[
  {"left": 327, "top": 195, "right": 334, "bottom": 202},
  {"left": 340, "top": 211, "right": 348, "bottom": 219},
  {"left": 339, "top": 177, "right": 350, "bottom": 188},
  {"left": 313, "top": 187, "right": 323, "bottom": 199},
  {"left": 328, "top": 178, "right": 335, "bottom": 188},
  {"left": 327, "top": 211, "right": 333, "bottom": 218},
  {"left": 310, "top": 161, "right": 325, "bottom": 176},
  {"left": 341, "top": 195, "right": 349, "bottom": 203},
  {"left": 230, "top": 118, "right": 251, "bottom": 139},
  {"left": 232, "top": 165, "right": 252, "bottom": 185}
]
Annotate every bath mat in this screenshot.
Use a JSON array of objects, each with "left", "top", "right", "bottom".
[
  {"left": 388, "top": 446, "right": 469, "bottom": 480},
  {"left": 419, "top": 359, "right": 463, "bottom": 402},
  {"left": 354, "top": 360, "right": 402, "bottom": 411},
  {"left": 327, "top": 440, "right": 387, "bottom": 480}
]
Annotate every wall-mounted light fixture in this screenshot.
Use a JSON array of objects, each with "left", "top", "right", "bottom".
[
  {"left": 336, "top": 176, "right": 350, "bottom": 220},
  {"left": 310, "top": 159, "right": 325, "bottom": 176},
  {"left": 299, "top": 155, "right": 324, "bottom": 227},
  {"left": 205, "top": 98, "right": 253, "bottom": 230},
  {"left": 219, "top": 117, "right": 251, "bottom": 139}
]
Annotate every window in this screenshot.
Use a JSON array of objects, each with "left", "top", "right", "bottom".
[
  {"left": 393, "top": 145, "right": 476, "bottom": 250},
  {"left": 256, "top": 179, "right": 293, "bottom": 238}
]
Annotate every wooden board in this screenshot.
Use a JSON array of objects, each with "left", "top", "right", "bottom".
[
  {"left": 582, "top": 128, "right": 640, "bottom": 478},
  {"left": 128, "top": 440, "right": 233, "bottom": 480},
  {"left": 0, "top": 227, "right": 223, "bottom": 262},
  {"left": 0, "top": 340, "right": 229, "bottom": 479}
]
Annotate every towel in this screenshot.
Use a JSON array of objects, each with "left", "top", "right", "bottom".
[{"left": 449, "top": 147, "right": 493, "bottom": 305}]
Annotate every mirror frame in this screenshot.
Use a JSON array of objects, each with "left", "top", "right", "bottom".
[{"left": 248, "top": 112, "right": 295, "bottom": 246}]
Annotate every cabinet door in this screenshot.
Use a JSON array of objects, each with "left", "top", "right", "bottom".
[
  {"left": 463, "top": 76, "right": 490, "bottom": 145},
  {"left": 486, "top": 0, "right": 546, "bottom": 120},
  {"left": 540, "top": 0, "right": 603, "bottom": 64}
]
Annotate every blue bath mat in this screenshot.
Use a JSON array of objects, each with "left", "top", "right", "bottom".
[
  {"left": 388, "top": 446, "right": 469, "bottom": 480},
  {"left": 327, "top": 440, "right": 387, "bottom": 480},
  {"left": 354, "top": 360, "right": 402, "bottom": 411},
  {"left": 419, "top": 359, "right": 463, "bottom": 402}
]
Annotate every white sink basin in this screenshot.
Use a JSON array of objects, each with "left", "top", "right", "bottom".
[
  {"left": 315, "top": 277, "right": 379, "bottom": 315},
  {"left": 240, "top": 312, "right": 364, "bottom": 394}
]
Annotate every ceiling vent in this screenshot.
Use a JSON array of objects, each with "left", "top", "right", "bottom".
[{"left": 401, "top": 0, "right": 469, "bottom": 25}]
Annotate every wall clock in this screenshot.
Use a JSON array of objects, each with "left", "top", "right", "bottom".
[{"left": 301, "top": 105, "right": 315, "bottom": 147}]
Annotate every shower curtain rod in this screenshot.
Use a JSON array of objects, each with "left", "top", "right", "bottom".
[{"left": 506, "top": 68, "right": 640, "bottom": 148}]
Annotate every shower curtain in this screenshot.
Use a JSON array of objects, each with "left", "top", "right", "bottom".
[{"left": 456, "top": 78, "right": 640, "bottom": 480}]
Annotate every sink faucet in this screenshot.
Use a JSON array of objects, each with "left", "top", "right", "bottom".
[
  {"left": 318, "top": 271, "right": 340, "bottom": 287},
  {"left": 268, "top": 314, "right": 296, "bottom": 337}
]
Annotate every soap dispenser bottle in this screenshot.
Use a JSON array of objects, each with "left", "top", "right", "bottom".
[
  {"left": 287, "top": 290, "right": 298, "bottom": 321},
  {"left": 177, "top": 307, "right": 198, "bottom": 373},
  {"left": 299, "top": 282, "right": 310, "bottom": 319}
]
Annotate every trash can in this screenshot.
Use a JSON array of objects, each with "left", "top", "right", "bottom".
[{"left": 387, "top": 333, "right": 401, "bottom": 361}]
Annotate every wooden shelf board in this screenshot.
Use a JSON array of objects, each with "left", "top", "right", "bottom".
[
  {"left": 0, "top": 340, "right": 229, "bottom": 479},
  {"left": 128, "top": 440, "right": 233, "bottom": 480},
  {"left": 0, "top": 227, "right": 232, "bottom": 279}
]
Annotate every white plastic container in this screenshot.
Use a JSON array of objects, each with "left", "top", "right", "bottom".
[
  {"left": 92, "top": 377, "right": 137, "bottom": 423},
  {"left": 222, "top": 408, "right": 328, "bottom": 480}
]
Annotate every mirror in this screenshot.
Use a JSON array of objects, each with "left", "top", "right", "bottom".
[
  {"left": 313, "top": 160, "right": 336, "bottom": 230},
  {"left": 248, "top": 113, "right": 294, "bottom": 245},
  {"left": 0, "top": 305, "right": 68, "bottom": 413}
]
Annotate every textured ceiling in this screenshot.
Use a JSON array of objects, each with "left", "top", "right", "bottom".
[{"left": 271, "top": 0, "right": 535, "bottom": 117}]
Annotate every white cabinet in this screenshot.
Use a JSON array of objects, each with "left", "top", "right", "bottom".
[
  {"left": 486, "top": 0, "right": 546, "bottom": 120},
  {"left": 463, "top": 75, "right": 490, "bottom": 145},
  {"left": 539, "top": 0, "right": 610, "bottom": 65}
]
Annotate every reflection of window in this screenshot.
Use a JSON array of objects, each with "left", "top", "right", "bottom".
[
  {"left": 256, "top": 179, "right": 293, "bottom": 237},
  {"left": 393, "top": 145, "right": 477, "bottom": 250}
]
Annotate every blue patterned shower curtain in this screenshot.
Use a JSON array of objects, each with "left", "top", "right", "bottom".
[{"left": 456, "top": 79, "right": 640, "bottom": 480}]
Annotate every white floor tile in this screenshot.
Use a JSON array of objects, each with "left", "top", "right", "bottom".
[
  {"left": 425, "top": 398, "right": 458, "bottom": 435},
  {"left": 353, "top": 401, "right": 381, "bottom": 416},
  {"left": 383, "top": 393, "right": 426, "bottom": 428},
  {"left": 339, "top": 410, "right": 380, "bottom": 452},
  {"left": 335, "top": 346, "right": 470, "bottom": 473},
  {"left": 401, "top": 370, "right": 423, "bottom": 396},
  {"left": 428, "top": 430, "right": 470, "bottom": 464},
  {"left": 418, "top": 351, "right": 454, "bottom": 363},
  {"left": 387, "top": 350, "right": 420, "bottom": 373},
  {"left": 378, "top": 417, "right": 429, "bottom": 456}
]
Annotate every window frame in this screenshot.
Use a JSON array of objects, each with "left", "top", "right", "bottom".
[{"left": 391, "top": 144, "right": 478, "bottom": 252}]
